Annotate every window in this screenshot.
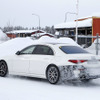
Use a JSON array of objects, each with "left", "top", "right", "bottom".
[
  {"left": 60, "top": 46, "right": 89, "bottom": 54},
  {"left": 20, "top": 45, "right": 36, "bottom": 54},
  {"left": 33, "top": 45, "right": 54, "bottom": 55}
]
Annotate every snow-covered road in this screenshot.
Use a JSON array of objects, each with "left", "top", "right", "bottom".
[{"left": 0, "top": 76, "right": 100, "bottom": 100}]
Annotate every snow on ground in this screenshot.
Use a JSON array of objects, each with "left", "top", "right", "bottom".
[
  {"left": 0, "top": 37, "right": 100, "bottom": 100},
  {"left": 85, "top": 39, "right": 100, "bottom": 55},
  {"left": 0, "top": 30, "right": 9, "bottom": 41},
  {"left": 0, "top": 76, "right": 100, "bottom": 100}
]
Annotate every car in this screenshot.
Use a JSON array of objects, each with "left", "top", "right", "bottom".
[{"left": 0, "top": 43, "right": 100, "bottom": 84}]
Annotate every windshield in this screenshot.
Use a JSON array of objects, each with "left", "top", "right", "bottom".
[{"left": 60, "top": 46, "right": 89, "bottom": 54}]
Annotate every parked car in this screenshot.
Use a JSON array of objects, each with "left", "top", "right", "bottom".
[{"left": 0, "top": 43, "right": 100, "bottom": 84}]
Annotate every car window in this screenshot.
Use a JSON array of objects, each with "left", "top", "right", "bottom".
[
  {"left": 20, "top": 46, "right": 36, "bottom": 54},
  {"left": 60, "top": 46, "right": 89, "bottom": 54},
  {"left": 33, "top": 45, "right": 54, "bottom": 55}
]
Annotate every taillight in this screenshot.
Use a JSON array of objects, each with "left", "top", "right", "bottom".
[{"left": 68, "top": 60, "right": 87, "bottom": 64}]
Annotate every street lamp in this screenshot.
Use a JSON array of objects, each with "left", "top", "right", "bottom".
[
  {"left": 75, "top": 0, "right": 79, "bottom": 43},
  {"left": 64, "top": 12, "right": 77, "bottom": 22},
  {"left": 32, "top": 13, "right": 40, "bottom": 31}
]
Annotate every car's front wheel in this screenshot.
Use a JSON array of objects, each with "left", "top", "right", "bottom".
[
  {"left": 46, "top": 65, "right": 60, "bottom": 84},
  {"left": 0, "top": 61, "right": 8, "bottom": 77}
]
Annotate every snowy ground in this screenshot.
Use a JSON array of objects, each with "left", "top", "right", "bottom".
[
  {"left": 0, "top": 37, "right": 100, "bottom": 100},
  {"left": 85, "top": 39, "right": 100, "bottom": 55},
  {"left": 1, "top": 76, "right": 100, "bottom": 100}
]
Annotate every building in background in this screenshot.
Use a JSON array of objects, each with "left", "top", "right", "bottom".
[
  {"left": 54, "top": 14, "right": 100, "bottom": 47},
  {"left": 31, "top": 32, "right": 54, "bottom": 38},
  {"left": 6, "top": 30, "right": 55, "bottom": 39},
  {"left": 6, "top": 30, "right": 45, "bottom": 38}
]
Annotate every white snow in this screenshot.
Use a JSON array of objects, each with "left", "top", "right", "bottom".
[
  {"left": 6, "top": 30, "right": 45, "bottom": 34},
  {"left": 0, "top": 37, "right": 35, "bottom": 57},
  {"left": 85, "top": 39, "right": 100, "bottom": 55},
  {"left": 77, "top": 12, "right": 100, "bottom": 21},
  {"left": 38, "top": 36, "right": 78, "bottom": 45},
  {"left": 0, "top": 76, "right": 100, "bottom": 100},
  {"left": 0, "top": 30, "right": 9, "bottom": 41},
  {"left": 55, "top": 31, "right": 59, "bottom": 35},
  {"left": 31, "top": 32, "right": 54, "bottom": 37},
  {"left": 0, "top": 36, "right": 78, "bottom": 57},
  {"left": 54, "top": 13, "right": 100, "bottom": 29},
  {"left": 54, "top": 19, "right": 92, "bottom": 29},
  {"left": 0, "top": 36, "right": 100, "bottom": 100}
]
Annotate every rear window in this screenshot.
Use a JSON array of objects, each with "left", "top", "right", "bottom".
[{"left": 60, "top": 46, "right": 89, "bottom": 54}]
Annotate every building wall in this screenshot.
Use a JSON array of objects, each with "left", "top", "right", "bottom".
[
  {"left": 6, "top": 30, "right": 44, "bottom": 38},
  {"left": 92, "top": 17, "right": 100, "bottom": 41},
  {"left": 7, "top": 34, "right": 16, "bottom": 38}
]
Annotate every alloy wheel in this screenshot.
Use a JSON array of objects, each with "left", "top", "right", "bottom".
[
  {"left": 47, "top": 66, "right": 60, "bottom": 84},
  {"left": 0, "top": 61, "right": 8, "bottom": 77}
]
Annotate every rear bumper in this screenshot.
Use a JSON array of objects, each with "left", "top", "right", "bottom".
[
  {"left": 59, "top": 65, "right": 100, "bottom": 82},
  {"left": 81, "top": 75, "right": 100, "bottom": 80}
]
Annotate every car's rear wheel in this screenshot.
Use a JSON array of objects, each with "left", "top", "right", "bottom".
[
  {"left": 0, "top": 61, "right": 8, "bottom": 77},
  {"left": 46, "top": 65, "right": 60, "bottom": 84}
]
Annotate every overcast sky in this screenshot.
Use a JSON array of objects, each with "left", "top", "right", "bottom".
[{"left": 0, "top": 0, "right": 100, "bottom": 28}]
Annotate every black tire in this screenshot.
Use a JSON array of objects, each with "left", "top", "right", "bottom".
[
  {"left": 0, "top": 61, "right": 8, "bottom": 77},
  {"left": 46, "top": 65, "right": 60, "bottom": 84}
]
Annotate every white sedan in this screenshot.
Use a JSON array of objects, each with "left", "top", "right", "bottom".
[{"left": 0, "top": 43, "right": 100, "bottom": 84}]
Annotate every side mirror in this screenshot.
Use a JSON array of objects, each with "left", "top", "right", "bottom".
[{"left": 16, "top": 51, "right": 21, "bottom": 55}]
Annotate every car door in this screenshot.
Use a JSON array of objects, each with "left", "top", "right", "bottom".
[
  {"left": 12, "top": 45, "right": 36, "bottom": 75},
  {"left": 29, "top": 45, "right": 55, "bottom": 77}
]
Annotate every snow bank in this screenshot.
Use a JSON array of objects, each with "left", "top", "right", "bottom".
[
  {"left": 0, "top": 30, "right": 9, "bottom": 41},
  {"left": 0, "top": 37, "right": 35, "bottom": 57},
  {"left": 0, "top": 36, "right": 78, "bottom": 57},
  {"left": 57, "top": 37, "right": 78, "bottom": 45},
  {"left": 38, "top": 36, "right": 57, "bottom": 43},
  {"left": 85, "top": 39, "right": 100, "bottom": 55},
  {"left": 38, "top": 36, "right": 78, "bottom": 45}
]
